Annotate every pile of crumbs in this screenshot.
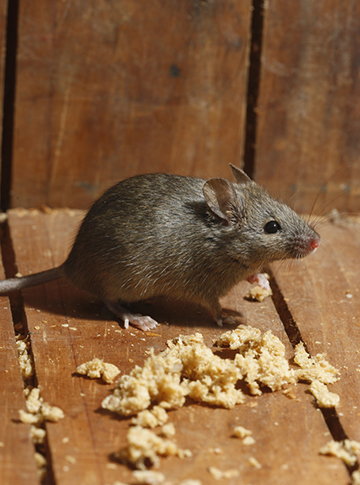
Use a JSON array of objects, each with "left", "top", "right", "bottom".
[
  {"left": 19, "top": 387, "right": 64, "bottom": 479},
  {"left": 101, "top": 325, "right": 340, "bottom": 469},
  {"left": 75, "top": 358, "right": 120, "bottom": 383}
]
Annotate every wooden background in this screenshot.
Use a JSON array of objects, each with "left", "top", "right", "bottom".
[{"left": 0, "top": 0, "right": 359, "bottom": 213}]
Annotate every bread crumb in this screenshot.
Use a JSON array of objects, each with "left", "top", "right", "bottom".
[
  {"left": 76, "top": 358, "right": 120, "bottom": 384},
  {"left": 243, "top": 436, "right": 256, "bottom": 445},
  {"left": 319, "top": 439, "right": 360, "bottom": 466},
  {"left": 65, "top": 455, "right": 77, "bottom": 464},
  {"left": 30, "top": 425, "right": 46, "bottom": 444},
  {"left": 293, "top": 342, "right": 339, "bottom": 384},
  {"left": 352, "top": 470, "right": 360, "bottom": 485},
  {"left": 208, "top": 467, "right": 239, "bottom": 479},
  {"left": 15, "top": 335, "right": 34, "bottom": 380},
  {"left": 309, "top": 380, "right": 340, "bottom": 408},
  {"left": 115, "top": 426, "right": 192, "bottom": 470},
  {"left": 132, "top": 470, "right": 165, "bottom": 484},
  {"left": 34, "top": 452, "right": 47, "bottom": 480},
  {"left": 208, "top": 447, "right": 223, "bottom": 454},
  {"left": 245, "top": 285, "right": 272, "bottom": 302},
  {"left": 131, "top": 406, "right": 168, "bottom": 428},
  {"left": 248, "top": 456, "right": 262, "bottom": 469},
  {"left": 233, "top": 426, "right": 252, "bottom": 438},
  {"left": 160, "top": 423, "right": 175, "bottom": 438},
  {"left": 19, "top": 387, "right": 64, "bottom": 425},
  {"left": 180, "top": 480, "right": 203, "bottom": 485}
]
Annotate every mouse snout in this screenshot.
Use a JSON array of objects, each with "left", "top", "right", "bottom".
[
  {"left": 300, "top": 233, "right": 320, "bottom": 257},
  {"left": 290, "top": 231, "right": 320, "bottom": 259},
  {"left": 309, "top": 237, "right": 320, "bottom": 252}
]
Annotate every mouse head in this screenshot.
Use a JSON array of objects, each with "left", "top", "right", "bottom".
[{"left": 202, "top": 165, "right": 320, "bottom": 270}]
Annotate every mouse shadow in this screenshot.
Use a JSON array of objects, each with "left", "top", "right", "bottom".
[{"left": 20, "top": 280, "right": 245, "bottom": 329}]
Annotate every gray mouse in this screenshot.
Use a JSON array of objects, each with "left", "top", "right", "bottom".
[{"left": 0, "top": 164, "right": 320, "bottom": 331}]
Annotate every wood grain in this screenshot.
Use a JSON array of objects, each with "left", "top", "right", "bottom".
[
  {"left": 255, "top": 0, "right": 360, "bottom": 214},
  {"left": 11, "top": 0, "right": 252, "bottom": 209},
  {"left": 0, "top": 0, "right": 7, "bottom": 181},
  {"left": 6, "top": 209, "right": 349, "bottom": 484}
]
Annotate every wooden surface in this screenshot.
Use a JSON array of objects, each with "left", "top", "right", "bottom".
[
  {"left": 255, "top": 0, "right": 360, "bottom": 213},
  {"left": 1, "top": 210, "right": 359, "bottom": 484},
  {"left": 0, "top": 0, "right": 7, "bottom": 173},
  {"left": 11, "top": 0, "right": 252, "bottom": 209},
  {"left": 2, "top": 0, "right": 358, "bottom": 213}
]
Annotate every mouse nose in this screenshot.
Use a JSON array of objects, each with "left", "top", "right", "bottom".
[{"left": 310, "top": 237, "right": 320, "bottom": 251}]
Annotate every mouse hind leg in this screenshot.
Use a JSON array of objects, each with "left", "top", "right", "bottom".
[{"left": 104, "top": 299, "right": 159, "bottom": 331}]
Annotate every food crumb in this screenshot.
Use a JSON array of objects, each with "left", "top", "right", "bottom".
[
  {"left": 115, "top": 426, "right": 191, "bottom": 470},
  {"left": 15, "top": 335, "right": 34, "bottom": 380},
  {"left": 65, "top": 455, "right": 76, "bottom": 464},
  {"left": 180, "top": 480, "right": 203, "bottom": 485},
  {"left": 19, "top": 387, "right": 64, "bottom": 425},
  {"left": 243, "top": 436, "right": 256, "bottom": 445},
  {"left": 245, "top": 285, "right": 272, "bottom": 302},
  {"left": 319, "top": 439, "right": 360, "bottom": 466},
  {"left": 248, "top": 456, "right": 262, "bottom": 469},
  {"left": 132, "top": 470, "right": 165, "bottom": 484},
  {"left": 352, "top": 470, "right": 360, "bottom": 485},
  {"left": 34, "top": 452, "right": 47, "bottom": 480},
  {"left": 160, "top": 422, "right": 175, "bottom": 438},
  {"left": 208, "top": 467, "right": 239, "bottom": 480},
  {"left": 309, "top": 380, "right": 340, "bottom": 408},
  {"left": 233, "top": 426, "right": 252, "bottom": 439},
  {"left": 76, "top": 358, "right": 120, "bottom": 384},
  {"left": 208, "top": 447, "right": 223, "bottom": 455},
  {"left": 131, "top": 406, "right": 168, "bottom": 429}
]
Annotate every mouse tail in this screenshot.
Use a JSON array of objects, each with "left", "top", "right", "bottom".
[{"left": 0, "top": 265, "right": 65, "bottom": 294}]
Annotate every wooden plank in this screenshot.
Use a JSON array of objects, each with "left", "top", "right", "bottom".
[
  {"left": 12, "top": 0, "right": 252, "bottom": 209},
  {"left": 271, "top": 219, "right": 360, "bottom": 441},
  {"left": 6, "top": 209, "right": 349, "bottom": 484},
  {"left": 255, "top": 0, "right": 360, "bottom": 213},
  {"left": 0, "top": 0, "right": 7, "bottom": 171},
  {"left": 0, "top": 243, "right": 39, "bottom": 483}
]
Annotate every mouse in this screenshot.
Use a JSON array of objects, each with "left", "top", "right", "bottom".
[{"left": 0, "top": 164, "right": 320, "bottom": 331}]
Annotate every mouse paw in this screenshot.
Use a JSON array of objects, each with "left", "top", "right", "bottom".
[
  {"left": 104, "top": 300, "right": 159, "bottom": 331},
  {"left": 124, "top": 314, "right": 159, "bottom": 332},
  {"left": 247, "top": 273, "right": 270, "bottom": 291}
]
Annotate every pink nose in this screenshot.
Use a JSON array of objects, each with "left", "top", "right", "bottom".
[{"left": 310, "top": 238, "right": 320, "bottom": 250}]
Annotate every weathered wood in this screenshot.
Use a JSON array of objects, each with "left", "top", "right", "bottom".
[
  {"left": 0, "top": 244, "right": 39, "bottom": 483},
  {"left": 11, "top": 0, "right": 252, "bottom": 209},
  {"left": 271, "top": 219, "right": 360, "bottom": 442},
  {"left": 6, "top": 210, "right": 349, "bottom": 484},
  {"left": 255, "top": 0, "right": 360, "bottom": 214},
  {"left": 0, "top": 0, "right": 7, "bottom": 181}
]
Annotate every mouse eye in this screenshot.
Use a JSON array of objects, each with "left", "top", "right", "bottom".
[{"left": 264, "top": 220, "right": 281, "bottom": 234}]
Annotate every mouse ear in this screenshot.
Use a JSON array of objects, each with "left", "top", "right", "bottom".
[
  {"left": 203, "top": 178, "right": 243, "bottom": 224},
  {"left": 229, "top": 163, "right": 252, "bottom": 184}
]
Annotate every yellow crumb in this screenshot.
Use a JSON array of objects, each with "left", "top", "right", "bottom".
[
  {"left": 319, "top": 439, "right": 360, "bottom": 466},
  {"left": 76, "top": 358, "right": 120, "bottom": 384},
  {"left": 309, "top": 380, "right": 340, "bottom": 408}
]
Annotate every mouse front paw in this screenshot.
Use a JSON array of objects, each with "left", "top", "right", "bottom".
[{"left": 247, "top": 273, "right": 271, "bottom": 291}]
